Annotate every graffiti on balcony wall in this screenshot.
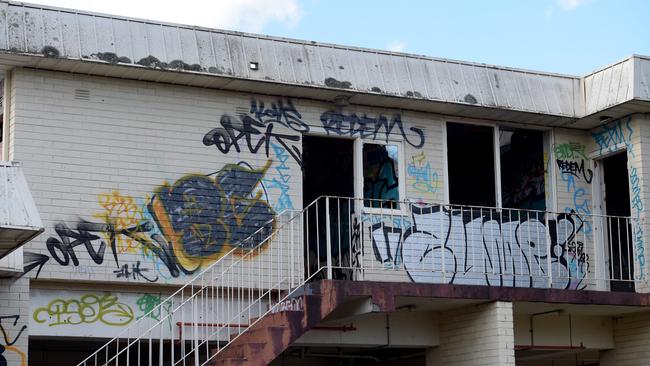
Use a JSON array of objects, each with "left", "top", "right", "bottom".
[
  {"left": 630, "top": 167, "right": 643, "bottom": 217},
  {"left": 350, "top": 216, "right": 362, "bottom": 279},
  {"left": 555, "top": 142, "right": 593, "bottom": 234},
  {"left": 370, "top": 204, "right": 590, "bottom": 290},
  {"left": 630, "top": 166, "right": 644, "bottom": 279},
  {"left": 554, "top": 142, "right": 587, "bottom": 161},
  {"left": 0, "top": 315, "right": 27, "bottom": 366},
  {"left": 362, "top": 213, "right": 411, "bottom": 231},
  {"left": 591, "top": 117, "right": 634, "bottom": 157},
  {"left": 264, "top": 142, "right": 294, "bottom": 211},
  {"left": 203, "top": 99, "right": 306, "bottom": 166},
  {"left": 33, "top": 293, "right": 135, "bottom": 327},
  {"left": 591, "top": 118, "right": 645, "bottom": 279},
  {"left": 320, "top": 110, "right": 425, "bottom": 148},
  {"left": 23, "top": 161, "right": 276, "bottom": 282},
  {"left": 556, "top": 159, "right": 593, "bottom": 184},
  {"left": 407, "top": 152, "right": 439, "bottom": 195}
]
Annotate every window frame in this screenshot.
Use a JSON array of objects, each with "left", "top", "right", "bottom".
[
  {"left": 354, "top": 138, "right": 407, "bottom": 215},
  {"left": 444, "top": 120, "right": 551, "bottom": 210}
]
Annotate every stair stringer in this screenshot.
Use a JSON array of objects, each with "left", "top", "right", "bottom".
[{"left": 211, "top": 280, "right": 348, "bottom": 366}]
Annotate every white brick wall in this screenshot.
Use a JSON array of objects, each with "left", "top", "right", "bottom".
[
  {"left": 0, "top": 277, "right": 29, "bottom": 366},
  {"left": 426, "top": 301, "right": 515, "bottom": 366},
  {"left": 9, "top": 68, "right": 436, "bottom": 287},
  {"left": 600, "top": 311, "right": 650, "bottom": 366}
]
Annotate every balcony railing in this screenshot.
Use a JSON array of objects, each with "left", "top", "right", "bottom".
[
  {"left": 76, "top": 195, "right": 644, "bottom": 366},
  {"left": 305, "top": 196, "right": 644, "bottom": 292}
]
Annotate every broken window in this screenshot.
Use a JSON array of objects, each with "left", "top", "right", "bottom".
[
  {"left": 499, "top": 128, "right": 546, "bottom": 210},
  {"left": 446, "top": 122, "right": 496, "bottom": 207},
  {"left": 362, "top": 143, "right": 400, "bottom": 208}
]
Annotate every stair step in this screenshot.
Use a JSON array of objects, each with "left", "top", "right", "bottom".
[
  {"left": 210, "top": 284, "right": 337, "bottom": 366},
  {"left": 219, "top": 342, "right": 266, "bottom": 359},
  {"left": 210, "top": 356, "right": 248, "bottom": 366},
  {"left": 233, "top": 325, "right": 288, "bottom": 343}
]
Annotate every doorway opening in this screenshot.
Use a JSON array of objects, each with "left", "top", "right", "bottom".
[
  {"left": 602, "top": 152, "right": 634, "bottom": 292},
  {"left": 302, "top": 135, "right": 354, "bottom": 205},
  {"left": 446, "top": 122, "right": 496, "bottom": 207},
  {"left": 302, "top": 136, "right": 355, "bottom": 280}
]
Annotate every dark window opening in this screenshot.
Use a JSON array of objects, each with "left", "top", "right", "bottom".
[
  {"left": 500, "top": 128, "right": 546, "bottom": 211},
  {"left": 447, "top": 122, "right": 496, "bottom": 207},
  {"left": 603, "top": 152, "right": 635, "bottom": 292},
  {"left": 362, "top": 143, "right": 400, "bottom": 209}
]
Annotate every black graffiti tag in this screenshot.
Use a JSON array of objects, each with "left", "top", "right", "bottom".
[
  {"left": 249, "top": 99, "right": 309, "bottom": 132},
  {"left": 556, "top": 159, "right": 593, "bottom": 184},
  {"left": 113, "top": 261, "right": 158, "bottom": 283},
  {"left": 203, "top": 114, "right": 303, "bottom": 166},
  {"left": 319, "top": 111, "right": 425, "bottom": 148},
  {"left": 45, "top": 221, "right": 154, "bottom": 268}
]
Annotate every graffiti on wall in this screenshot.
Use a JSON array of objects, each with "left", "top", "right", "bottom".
[
  {"left": 370, "top": 204, "right": 590, "bottom": 290},
  {"left": 350, "top": 216, "right": 362, "bottom": 279},
  {"left": 591, "top": 117, "right": 635, "bottom": 157},
  {"left": 29, "top": 291, "right": 179, "bottom": 339},
  {"left": 203, "top": 99, "right": 306, "bottom": 166},
  {"left": 591, "top": 118, "right": 645, "bottom": 279},
  {"left": 22, "top": 98, "right": 429, "bottom": 284},
  {"left": 264, "top": 142, "right": 294, "bottom": 212},
  {"left": 555, "top": 142, "right": 593, "bottom": 234},
  {"left": 0, "top": 315, "right": 27, "bottom": 366},
  {"left": 630, "top": 165, "right": 644, "bottom": 278},
  {"left": 24, "top": 161, "right": 276, "bottom": 282},
  {"left": 407, "top": 152, "right": 439, "bottom": 195},
  {"left": 136, "top": 293, "right": 170, "bottom": 322},
  {"left": 33, "top": 293, "right": 134, "bottom": 327},
  {"left": 554, "top": 142, "right": 588, "bottom": 161},
  {"left": 320, "top": 110, "right": 425, "bottom": 148}
]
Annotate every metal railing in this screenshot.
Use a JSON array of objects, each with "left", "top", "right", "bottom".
[
  {"left": 305, "top": 197, "right": 644, "bottom": 291},
  {"left": 76, "top": 196, "right": 644, "bottom": 366},
  {"left": 76, "top": 207, "right": 309, "bottom": 366}
]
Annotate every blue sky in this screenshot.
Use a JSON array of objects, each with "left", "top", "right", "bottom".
[{"left": 32, "top": 0, "right": 649, "bottom": 75}]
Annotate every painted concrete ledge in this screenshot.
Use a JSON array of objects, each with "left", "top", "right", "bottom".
[{"left": 309, "top": 280, "right": 650, "bottom": 313}]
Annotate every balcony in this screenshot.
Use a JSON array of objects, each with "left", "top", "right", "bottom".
[
  {"left": 304, "top": 196, "right": 643, "bottom": 293},
  {"left": 76, "top": 195, "right": 646, "bottom": 366},
  {"left": 0, "top": 161, "right": 43, "bottom": 261}
]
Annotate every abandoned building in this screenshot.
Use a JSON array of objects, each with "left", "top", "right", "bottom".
[{"left": 1, "top": 1, "right": 650, "bottom": 365}]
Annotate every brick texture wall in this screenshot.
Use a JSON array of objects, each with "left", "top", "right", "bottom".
[
  {"left": 426, "top": 301, "right": 515, "bottom": 366},
  {"left": 0, "top": 276, "right": 29, "bottom": 366},
  {"left": 601, "top": 311, "right": 650, "bottom": 366}
]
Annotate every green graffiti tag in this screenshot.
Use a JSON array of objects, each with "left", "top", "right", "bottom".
[
  {"left": 554, "top": 142, "right": 587, "bottom": 160},
  {"left": 33, "top": 293, "right": 134, "bottom": 327},
  {"left": 136, "top": 293, "right": 171, "bottom": 322}
]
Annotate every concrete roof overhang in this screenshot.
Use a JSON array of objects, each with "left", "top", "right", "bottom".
[{"left": 0, "top": 1, "right": 648, "bottom": 128}]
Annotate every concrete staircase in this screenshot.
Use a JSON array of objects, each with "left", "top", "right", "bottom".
[{"left": 211, "top": 284, "right": 342, "bottom": 366}]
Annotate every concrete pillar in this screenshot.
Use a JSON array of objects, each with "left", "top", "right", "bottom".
[
  {"left": 600, "top": 311, "right": 650, "bottom": 366},
  {"left": 425, "top": 301, "right": 515, "bottom": 366}
]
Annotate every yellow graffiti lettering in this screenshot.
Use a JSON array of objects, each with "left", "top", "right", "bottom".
[{"left": 33, "top": 293, "right": 134, "bottom": 327}]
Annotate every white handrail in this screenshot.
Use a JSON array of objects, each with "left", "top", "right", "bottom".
[{"left": 76, "top": 196, "right": 645, "bottom": 366}]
